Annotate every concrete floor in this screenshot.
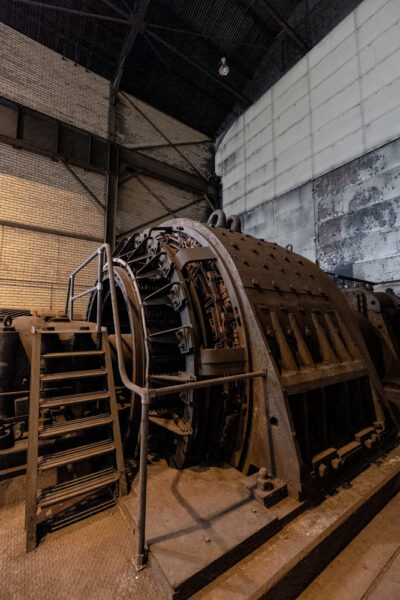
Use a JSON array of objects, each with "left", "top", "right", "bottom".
[
  {"left": 299, "top": 493, "right": 400, "bottom": 600},
  {"left": 0, "top": 492, "right": 399, "bottom": 599}
]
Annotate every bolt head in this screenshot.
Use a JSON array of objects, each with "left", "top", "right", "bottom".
[{"left": 318, "top": 463, "right": 329, "bottom": 478}]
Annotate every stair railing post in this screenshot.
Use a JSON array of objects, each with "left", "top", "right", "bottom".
[
  {"left": 134, "top": 388, "right": 150, "bottom": 570},
  {"left": 96, "top": 248, "right": 104, "bottom": 346},
  {"left": 69, "top": 275, "right": 75, "bottom": 321},
  {"left": 25, "top": 331, "right": 41, "bottom": 551}
]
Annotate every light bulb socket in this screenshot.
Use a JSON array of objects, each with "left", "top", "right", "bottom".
[{"left": 218, "top": 57, "right": 229, "bottom": 77}]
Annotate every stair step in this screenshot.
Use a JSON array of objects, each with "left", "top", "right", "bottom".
[
  {"left": 38, "top": 468, "right": 118, "bottom": 508},
  {"left": 41, "top": 368, "right": 107, "bottom": 382},
  {"left": 39, "top": 414, "right": 112, "bottom": 438},
  {"left": 41, "top": 350, "right": 104, "bottom": 359},
  {"left": 40, "top": 390, "right": 110, "bottom": 409},
  {"left": 49, "top": 496, "right": 116, "bottom": 531},
  {"left": 37, "top": 328, "right": 100, "bottom": 334},
  {"left": 38, "top": 439, "right": 115, "bottom": 470}
]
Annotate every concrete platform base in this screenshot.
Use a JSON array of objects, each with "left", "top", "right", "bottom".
[
  {"left": 121, "top": 463, "right": 295, "bottom": 599},
  {"left": 122, "top": 445, "right": 400, "bottom": 599}
]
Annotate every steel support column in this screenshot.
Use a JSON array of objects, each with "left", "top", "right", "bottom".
[{"left": 105, "top": 143, "right": 119, "bottom": 251}]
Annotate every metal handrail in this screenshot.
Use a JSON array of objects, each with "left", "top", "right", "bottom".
[{"left": 65, "top": 243, "right": 267, "bottom": 569}]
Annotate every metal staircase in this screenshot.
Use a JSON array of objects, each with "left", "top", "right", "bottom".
[
  {"left": 26, "top": 242, "right": 264, "bottom": 568},
  {"left": 25, "top": 322, "right": 127, "bottom": 552}
]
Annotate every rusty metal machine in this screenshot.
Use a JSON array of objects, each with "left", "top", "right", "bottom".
[
  {"left": 81, "top": 213, "right": 397, "bottom": 502},
  {"left": 338, "top": 284, "right": 400, "bottom": 420},
  {"left": 0, "top": 216, "right": 397, "bottom": 496},
  {"left": 0, "top": 213, "right": 399, "bottom": 595}
]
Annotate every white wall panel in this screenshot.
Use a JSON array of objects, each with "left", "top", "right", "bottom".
[{"left": 217, "top": 0, "right": 400, "bottom": 216}]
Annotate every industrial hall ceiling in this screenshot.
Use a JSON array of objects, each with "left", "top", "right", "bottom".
[{"left": 1, "top": 0, "right": 363, "bottom": 138}]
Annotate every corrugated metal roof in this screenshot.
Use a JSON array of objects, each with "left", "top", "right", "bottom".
[{"left": 0, "top": 0, "right": 363, "bottom": 136}]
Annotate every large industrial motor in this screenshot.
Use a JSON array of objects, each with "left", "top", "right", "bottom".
[{"left": 87, "top": 216, "right": 396, "bottom": 499}]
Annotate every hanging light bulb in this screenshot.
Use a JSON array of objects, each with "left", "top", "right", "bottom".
[{"left": 218, "top": 57, "right": 230, "bottom": 77}]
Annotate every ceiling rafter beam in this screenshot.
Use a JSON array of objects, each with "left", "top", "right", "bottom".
[
  {"left": 119, "top": 169, "right": 141, "bottom": 187},
  {"left": 130, "top": 139, "right": 213, "bottom": 151},
  {"left": 119, "top": 147, "right": 219, "bottom": 200},
  {"left": 9, "top": 0, "right": 131, "bottom": 24},
  {"left": 136, "top": 174, "right": 175, "bottom": 217},
  {"left": 112, "top": 0, "right": 152, "bottom": 99},
  {"left": 257, "top": 0, "right": 309, "bottom": 53},
  {"left": 145, "top": 21, "right": 253, "bottom": 82},
  {"left": 9, "top": 8, "right": 117, "bottom": 69},
  {"left": 145, "top": 23, "right": 273, "bottom": 50},
  {"left": 122, "top": 92, "right": 210, "bottom": 181},
  {"left": 142, "top": 29, "right": 236, "bottom": 132},
  {"left": 145, "top": 28, "right": 252, "bottom": 108},
  {"left": 98, "top": 0, "right": 130, "bottom": 20}
]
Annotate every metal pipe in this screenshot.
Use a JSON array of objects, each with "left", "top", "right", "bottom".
[
  {"left": 69, "top": 277, "right": 74, "bottom": 321},
  {"left": 105, "top": 245, "right": 149, "bottom": 397},
  {"left": 71, "top": 286, "right": 97, "bottom": 301},
  {"left": 65, "top": 276, "right": 72, "bottom": 316},
  {"left": 135, "top": 392, "right": 150, "bottom": 569},
  {"left": 96, "top": 249, "right": 104, "bottom": 344},
  {"left": 70, "top": 247, "right": 103, "bottom": 277},
  {"left": 149, "top": 370, "right": 266, "bottom": 398}
]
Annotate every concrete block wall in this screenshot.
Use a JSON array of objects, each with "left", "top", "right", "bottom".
[
  {"left": 216, "top": 0, "right": 400, "bottom": 281},
  {"left": 0, "top": 24, "right": 109, "bottom": 313},
  {"left": 315, "top": 137, "right": 400, "bottom": 284}
]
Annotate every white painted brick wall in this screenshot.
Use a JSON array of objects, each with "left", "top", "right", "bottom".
[{"left": 216, "top": 0, "right": 400, "bottom": 215}]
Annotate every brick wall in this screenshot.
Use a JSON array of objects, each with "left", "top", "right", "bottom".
[
  {"left": 0, "top": 23, "right": 214, "bottom": 310},
  {"left": 0, "top": 22, "right": 109, "bottom": 138},
  {"left": 0, "top": 24, "right": 109, "bottom": 313},
  {"left": 116, "top": 92, "right": 213, "bottom": 236},
  {"left": 0, "top": 144, "right": 103, "bottom": 314}
]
